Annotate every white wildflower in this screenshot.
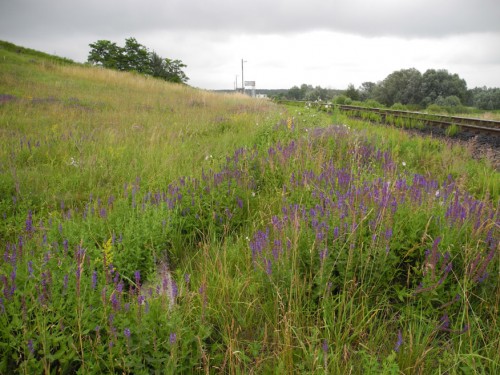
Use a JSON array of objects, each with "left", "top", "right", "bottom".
[
  {"left": 402, "top": 161, "right": 406, "bottom": 167},
  {"left": 69, "top": 157, "right": 78, "bottom": 167}
]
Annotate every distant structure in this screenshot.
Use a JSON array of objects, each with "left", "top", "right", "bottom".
[{"left": 244, "top": 81, "right": 256, "bottom": 97}]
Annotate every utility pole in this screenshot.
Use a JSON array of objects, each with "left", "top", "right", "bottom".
[{"left": 241, "top": 59, "right": 247, "bottom": 94}]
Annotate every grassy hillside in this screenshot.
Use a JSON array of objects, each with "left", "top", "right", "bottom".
[{"left": 0, "top": 42, "right": 498, "bottom": 374}]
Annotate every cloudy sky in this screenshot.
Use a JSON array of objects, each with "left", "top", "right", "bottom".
[{"left": 1, "top": 0, "right": 500, "bottom": 90}]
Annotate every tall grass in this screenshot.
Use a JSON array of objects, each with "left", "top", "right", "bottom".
[{"left": 1, "top": 43, "right": 498, "bottom": 373}]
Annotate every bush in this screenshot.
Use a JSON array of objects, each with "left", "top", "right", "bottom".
[
  {"left": 391, "top": 102, "right": 406, "bottom": 110},
  {"left": 333, "top": 95, "right": 352, "bottom": 105}
]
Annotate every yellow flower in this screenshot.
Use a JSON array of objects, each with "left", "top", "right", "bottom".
[{"left": 102, "top": 237, "right": 114, "bottom": 270}]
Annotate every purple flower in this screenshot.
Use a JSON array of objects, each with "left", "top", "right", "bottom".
[
  {"left": 385, "top": 228, "right": 393, "bottom": 240},
  {"left": 124, "top": 328, "right": 131, "bottom": 339},
  {"left": 134, "top": 271, "right": 141, "bottom": 285},
  {"left": 99, "top": 207, "right": 107, "bottom": 218},
  {"left": 92, "top": 270, "right": 98, "bottom": 289},
  {"left": 170, "top": 332, "right": 177, "bottom": 344},
  {"left": 236, "top": 197, "right": 243, "bottom": 209},
  {"left": 116, "top": 281, "right": 124, "bottom": 293},
  {"left": 63, "top": 274, "right": 69, "bottom": 291},
  {"left": 322, "top": 339, "right": 328, "bottom": 354},
  {"left": 439, "top": 314, "right": 450, "bottom": 331},
  {"left": 25, "top": 211, "right": 33, "bottom": 233},
  {"left": 27, "top": 339, "right": 35, "bottom": 354},
  {"left": 394, "top": 330, "right": 403, "bottom": 352},
  {"left": 111, "top": 292, "right": 120, "bottom": 311},
  {"left": 184, "top": 273, "right": 190, "bottom": 284},
  {"left": 265, "top": 258, "right": 272, "bottom": 275},
  {"left": 171, "top": 280, "right": 178, "bottom": 299}
]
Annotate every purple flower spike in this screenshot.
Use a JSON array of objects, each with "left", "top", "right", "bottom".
[
  {"left": 92, "top": 270, "right": 98, "bottom": 289},
  {"left": 394, "top": 330, "right": 403, "bottom": 352},
  {"left": 25, "top": 211, "right": 33, "bottom": 233},
  {"left": 27, "top": 339, "right": 35, "bottom": 354},
  {"left": 124, "top": 328, "right": 131, "bottom": 339},
  {"left": 27, "top": 261, "right": 33, "bottom": 276},
  {"left": 170, "top": 332, "right": 177, "bottom": 344}
]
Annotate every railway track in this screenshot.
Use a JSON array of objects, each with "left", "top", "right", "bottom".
[
  {"left": 277, "top": 100, "right": 500, "bottom": 168},
  {"left": 277, "top": 100, "right": 500, "bottom": 140},
  {"left": 336, "top": 104, "right": 500, "bottom": 138}
]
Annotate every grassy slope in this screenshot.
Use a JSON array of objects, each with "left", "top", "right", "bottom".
[{"left": 0, "top": 42, "right": 499, "bottom": 374}]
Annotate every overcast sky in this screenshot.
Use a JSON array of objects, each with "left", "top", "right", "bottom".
[{"left": 1, "top": 0, "right": 500, "bottom": 90}]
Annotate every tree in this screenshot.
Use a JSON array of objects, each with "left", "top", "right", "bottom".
[
  {"left": 469, "top": 87, "right": 500, "bottom": 110},
  {"left": 287, "top": 86, "right": 303, "bottom": 100},
  {"left": 122, "top": 38, "right": 150, "bottom": 74},
  {"left": 163, "top": 58, "right": 189, "bottom": 84},
  {"left": 88, "top": 38, "right": 189, "bottom": 84},
  {"left": 359, "top": 82, "right": 377, "bottom": 101},
  {"left": 87, "top": 40, "right": 123, "bottom": 70},
  {"left": 420, "top": 69, "right": 467, "bottom": 106},
  {"left": 344, "top": 83, "right": 360, "bottom": 101},
  {"left": 374, "top": 68, "right": 423, "bottom": 106}
]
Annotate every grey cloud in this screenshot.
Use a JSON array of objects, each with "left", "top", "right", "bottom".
[{"left": 1, "top": 0, "right": 499, "bottom": 39}]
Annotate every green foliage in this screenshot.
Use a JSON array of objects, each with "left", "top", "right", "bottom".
[
  {"left": 445, "top": 123, "right": 460, "bottom": 136},
  {"left": 88, "top": 37, "right": 189, "bottom": 83},
  {"left": 344, "top": 83, "right": 360, "bottom": 101},
  {"left": 375, "top": 68, "right": 423, "bottom": 106},
  {"left": 469, "top": 86, "right": 500, "bottom": 110},
  {"left": 420, "top": 69, "right": 468, "bottom": 107},
  {"left": 1, "top": 42, "right": 499, "bottom": 374},
  {"left": 284, "top": 83, "right": 342, "bottom": 101},
  {"left": 391, "top": 102, "right": 406, "bottom": 110},
  {"left": 333, "top": 94, "right": 352, "bottom": 105}
]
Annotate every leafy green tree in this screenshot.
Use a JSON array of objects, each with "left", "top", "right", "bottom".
[
  {"left": 88, "top": 38, "right": 189, "bottom": 84},
  {"left": 163, "top": 58, "right": 189, "bottom": 84},
  {"left": 359, "top": 82, "right": 377, "bottom": 101},
  {"left": 122, "top": 38, "right": 150, "bottom": 74},
  {"left": 287, "top": 85, "right": 303, "bottom": 100},
  {"left": 420, "top": 69, "right": 467, "bottom": 106},
  {"left": 374, "top": 68, "right": 423, "bottom": 106},
  {"left": 87, "top": 40, "right": 123, "bottom": 70},
  {"left": 469, "top": 87, "right": 500, "bottom": 110},
  {"left": 344, "top": 83, "right": 360, "bottom": 101}
]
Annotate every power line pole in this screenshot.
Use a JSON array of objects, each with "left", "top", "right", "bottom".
[{"left": 241, "top": 59, "right": 246, "bottom": 94}]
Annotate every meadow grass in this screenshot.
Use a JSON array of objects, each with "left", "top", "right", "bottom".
[{"left": 1, "top": 43, "right": 499, "bottom": 374}]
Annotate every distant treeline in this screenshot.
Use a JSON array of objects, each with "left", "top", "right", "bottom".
[{"left": 276, "top": 68, "right": 500, "bottom": 111}]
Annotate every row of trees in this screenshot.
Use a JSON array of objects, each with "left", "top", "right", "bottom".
[
  {"left": 87, "top": 38, "right": 188, "bottom": 84},
  {"left": 286, "top": 84, "right": 342, "bottom": 101},
  {"left": 468, "top": 87, "right": 500, "bottom": 110},
  {"left": 351, "top": 68, "right": 468, "bottom": 107},
  {"left": 281, "top": 68, "right": 500, "bottom": 110},
  {"left": 346, "top": 68, "right": 500, "bottom": 110}
]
